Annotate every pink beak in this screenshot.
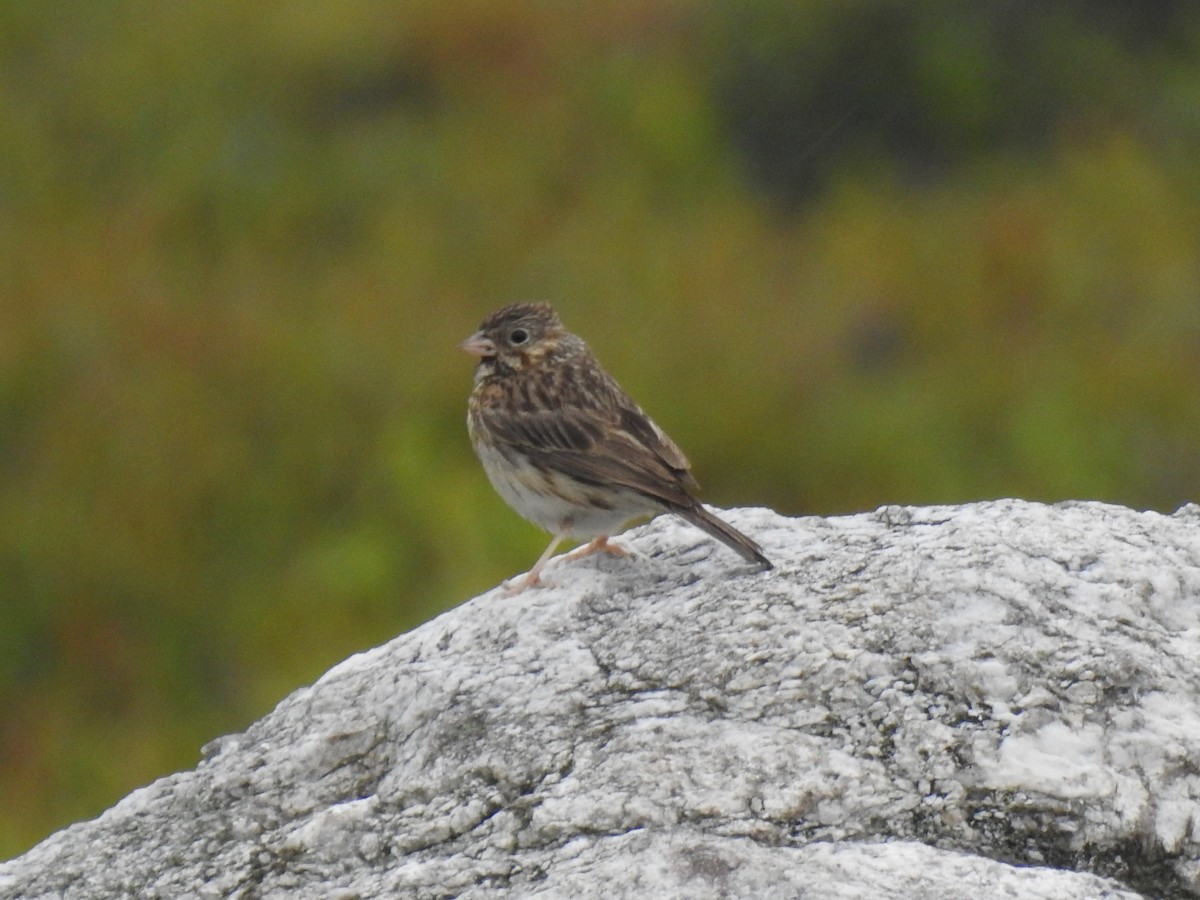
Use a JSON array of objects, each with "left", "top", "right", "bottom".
[{"left": 460, "top": 332, "right": 496, "bottom": 358}]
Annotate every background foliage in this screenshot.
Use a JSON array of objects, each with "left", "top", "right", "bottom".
[{"left": 2, "top": 0, "right": 1198, "bottom": 857}]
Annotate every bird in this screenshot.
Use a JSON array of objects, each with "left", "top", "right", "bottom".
[{"left": 462, "top": 301, "right": 772, "bottom": 592}]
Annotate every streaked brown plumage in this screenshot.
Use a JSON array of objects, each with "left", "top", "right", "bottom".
[{"left": 462, "top": 302, "right": 772, "bottom": 592}]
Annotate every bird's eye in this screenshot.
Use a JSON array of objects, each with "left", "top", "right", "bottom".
[{"left": 510, "top": 328, "right": 529, "bottom": 345}]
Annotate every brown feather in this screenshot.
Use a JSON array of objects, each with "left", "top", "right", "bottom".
[{"left": 465, "top": 302, "right": 771, "bottom": 571}]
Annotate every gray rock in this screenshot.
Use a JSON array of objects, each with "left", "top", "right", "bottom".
[{"left": 2, "top": 499, "right": 1198, "bottom": 899}]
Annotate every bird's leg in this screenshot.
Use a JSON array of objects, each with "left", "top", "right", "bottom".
[
  {"left": 564, "top": 535, "right": 629, "bottom": 561},
  {"left": 503, "top": 535, "right": 631, "bottom": 593},
  {"left": 503, "top": 536, "right": 563, "bottom": 594}
]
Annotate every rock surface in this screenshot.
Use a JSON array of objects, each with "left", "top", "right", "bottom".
[{"left": 2, "top": 499, "right": 1199, "bottom": 899}]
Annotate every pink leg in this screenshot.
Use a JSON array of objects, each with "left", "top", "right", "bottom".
[
  {"left": 503, "top": 536, "right": 563, "bottom": 594},
  {"left": 503, "top": 535, "right": 631, "bottom": 594},
  {"left": 564, "top": 535, "right": 629, "bottom": 561}
]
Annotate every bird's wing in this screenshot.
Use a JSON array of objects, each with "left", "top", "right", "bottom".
[{"left": 478, "top": 375, "right": 699, "bottom": 508}]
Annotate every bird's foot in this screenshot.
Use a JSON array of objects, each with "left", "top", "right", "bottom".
[
  {"left": 501, "top": 536, "right": 627, "bottom": 594},
  {"left": 565, "top": 535, "right": 629, "bottom": 561},
  {"left": 502, "top": 570, "right": 558, "bottom": 595}
]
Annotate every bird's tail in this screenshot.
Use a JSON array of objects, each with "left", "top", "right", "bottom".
[{"left": 674, "top": 504, "right": 773, "bottom": 569}]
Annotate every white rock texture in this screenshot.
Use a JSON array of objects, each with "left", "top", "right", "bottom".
[{"left": 2, "top": 499, "right": 1199, "bottom": 899}]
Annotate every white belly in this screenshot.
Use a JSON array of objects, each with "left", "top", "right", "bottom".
[{"left": 473, "top": 441, "right": 658, "bottom": 539}]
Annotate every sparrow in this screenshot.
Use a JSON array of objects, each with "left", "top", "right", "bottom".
[{"left": 462, "top": 302, "right": 772, "bottom": 592}]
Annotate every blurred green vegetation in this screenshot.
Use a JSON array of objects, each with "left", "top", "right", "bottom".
[{"left": 2, "top": 0, "right": 1199, "bottom": 858}]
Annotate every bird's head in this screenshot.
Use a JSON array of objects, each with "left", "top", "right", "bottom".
[{"left": 461, "top": 302, "right": 571, "bottom": 375}]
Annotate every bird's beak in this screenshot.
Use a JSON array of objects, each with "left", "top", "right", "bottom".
[{"left": 460, "top": 332, "right": 496, "bottom": 358}]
